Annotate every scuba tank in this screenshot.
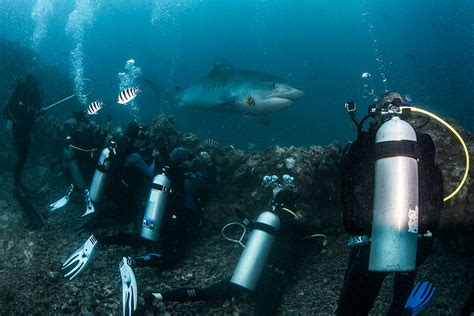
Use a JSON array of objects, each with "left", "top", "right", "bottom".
[
  {"left": 63, "top": 136, "right": 86, "bottom": 190},
  {"left": 89, "top": 142, "right": 115, "bottom": 203},
  {"left": 230, "top": 211, "right": 281, "bottom": 292},
  {"left": 140, "top": 172, "right": 171, "bottom": 241},
  {"left": 369, "top": 116, "right": 419, "bottom": 272}
]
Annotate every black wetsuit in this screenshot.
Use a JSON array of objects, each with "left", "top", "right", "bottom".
[
  {"left": 337, "top": 124, "right": 444, "bottom": 316},
  {"left": 69, "top": 127, "right": 106, "bottom": 186},
  {"left": 152, "top": 206, "right": 316, "bottom": 316},
  {"left": 110, "top": 143, "right": 156, "bottom": 219},
  {"left": 64, "top": 127, "right": 106, "bottom": 191},
  {"left": 3, "top": 80, "right": 42, "bottom": 187},
  {"left": 462, "top": 282, "right": 474, "bottom": 316}
]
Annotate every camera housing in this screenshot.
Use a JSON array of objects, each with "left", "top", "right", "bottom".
[{"left": 345, "top": 101, "right": 356, "bottom": 112}]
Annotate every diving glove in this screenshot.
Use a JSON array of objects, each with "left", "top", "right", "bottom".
[
  {"left": 81, "top": 189, "right": 95, "bottom": 217},
  {"left": 404, "top": 281, "right": 436, "bottom": 316},
  {"left": 62, "top": 234, "right": 98, "bottom": 280},
  {"left": 49, "top": 184, "right": 74, "bottom": 211},
  {"left": 120, "top": 257, "right": 137, "bottom": 316}
]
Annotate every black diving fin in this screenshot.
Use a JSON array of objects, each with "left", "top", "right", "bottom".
[{"left": 12, "top": 186, "right": 45, "bottom": 230}]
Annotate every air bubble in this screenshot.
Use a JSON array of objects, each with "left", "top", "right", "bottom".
[
  {"left": 66, "top": 0, "right": 95, "bottom": 105},
  {"left": 31, "top": 0, "right": 53, "bottom": 49}
]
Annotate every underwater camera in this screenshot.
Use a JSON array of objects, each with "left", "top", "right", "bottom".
[{"left": 344, "top": 101, "right": 356, "bottom": 112}]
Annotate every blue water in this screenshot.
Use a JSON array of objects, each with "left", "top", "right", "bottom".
[{"left": 1, "top": 0, "right": 473, "bottom": 148}]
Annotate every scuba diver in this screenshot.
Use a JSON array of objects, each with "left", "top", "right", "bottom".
[
  {"left": 101, "top": 146, "right": 217, "bottom": 266},
  {"left": 3, "top": 74, "right": 43, "bottom": 193},
  {"left": 3, "top": 74, "right": 45, "bottom": 229},
  {"left": 337, "top": 92, "right": 444, "bottom": 315},
  {"left": 70, "top": 121, "right": 157, "bottom": 231},
  {"left": 135, "top": 175, "right": 326, "bottom": 316},
  {"left": 50, "top": 111, "right": 108, "bottom": 212}
]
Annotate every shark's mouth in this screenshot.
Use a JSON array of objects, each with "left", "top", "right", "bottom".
[
  {"left": 268, "top": 88, "right": 304, "bottom": 101},
  {"left": 267, "top": 96, "right": 296, "bottom": 102}
]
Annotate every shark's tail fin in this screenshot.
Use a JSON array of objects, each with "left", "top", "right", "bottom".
[{"left": 139, "top": 77, "right": 175, "bottom": 111}]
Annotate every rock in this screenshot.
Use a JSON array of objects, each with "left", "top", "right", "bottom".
[
  {"left": 47, "top": 271, "right": 60, "bottom": 281},
  {"left": 60, "top": 304, "right": 70, "bottom": 313}
]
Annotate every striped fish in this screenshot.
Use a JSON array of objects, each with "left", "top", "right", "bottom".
[
  {"left": 87, "top": 100, "right": 103, "bottom": 115},
  {"left": 117, "top": 86, "right": 140, "bottom": 105},
  {"left": 246, "top": 96, "right": 256, "bottom": 107},
  {"left": 206, "top": 138, "right": 217, "bottom": 147}
]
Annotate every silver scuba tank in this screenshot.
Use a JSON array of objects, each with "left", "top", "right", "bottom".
[
  {"left": 63, "top": 145, "right": 86, "bottom": 190},
  {"left": 369, "top": 116, "right": 419, "bottom": 272},
  {"left": 89, "top": 148, "right": 112, "bottom": 203},
  {"left": 140, "top": 173, "right": 171, "bottom": 241},
  {"left": 230, "top": 211, "right": 281, "bottom": 292}
]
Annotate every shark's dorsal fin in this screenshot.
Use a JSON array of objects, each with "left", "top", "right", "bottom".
[{"left": 208, "top": 57, "right": 234, "bottom": 76}]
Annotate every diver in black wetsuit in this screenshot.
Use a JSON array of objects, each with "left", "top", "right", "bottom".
[
  {"left": 101, "top": 146, "right": 217, "bottom": 269},
  {"left": 65, "top": 111, "right": 107, "bottom": 188},
  {"left": 2, "top": 75, "right": 45, "bottom": 229},
  {"left": 142, "top": 184, "right": 323, "bottom": 316},
  {"left": 3, "top": 74, "right": 42, "bottom": 193},
  {"left": 71, "top": 121, "right": 156, "bottom": 229},
  {"left": 337, "top": 92, "right": 444, "bottom": 316},
  {"left": 49, "top": 111, "right": 110, "bottom": 213}
]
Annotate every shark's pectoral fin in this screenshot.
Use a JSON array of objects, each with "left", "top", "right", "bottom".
[
  {"left": 243, "top": 113, "right": 271, "bottom": 127},
  {"left": 257, "top": 115, "right": 271, "bottom": 127}
]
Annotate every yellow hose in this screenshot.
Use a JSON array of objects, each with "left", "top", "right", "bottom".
[{"left": 400, "top": 106, "right": 470, "bottom": 201}]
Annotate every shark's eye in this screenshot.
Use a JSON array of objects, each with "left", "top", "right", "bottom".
[{"left": 272, "top": 83, "right": 276, "bottom": 88}]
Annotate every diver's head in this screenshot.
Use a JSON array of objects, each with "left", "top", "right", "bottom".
[
  {"left": 125, "top": 122, "right": 140, "bottom": 139},
  {"left": 25, "top": 74, "right": 39, "bottom": 87},
  {"left": 126, "top": 122, "right": 148, "bottom": 148},
  {"left": 74, "top": 111, "right": 90, "bottom": 130},
  {"left": 375, "top": 91, "right": 409, "bottom": 110},
  {"left": 369, "top": 91, "right": 410, "bottom": 129},
  {"left": 170, "top": 147, "right": 194, "bottom": 167}
]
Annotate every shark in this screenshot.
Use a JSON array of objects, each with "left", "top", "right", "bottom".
[{"left": 175, "top": 60, "right": 304, "bottom": 116}]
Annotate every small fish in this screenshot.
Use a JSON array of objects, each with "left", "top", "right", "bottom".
[
  {"left": 87, "top": 100, "right": 103, "bottom": 115},
  {"left": 246, "top": 96, "right": 256, "bottom": 107},
  {"left": 117, "top": 86, "right": 140, "bottom": 105},
  {"left": 206, "top": 138, "right": 217, "bottom": 147}
]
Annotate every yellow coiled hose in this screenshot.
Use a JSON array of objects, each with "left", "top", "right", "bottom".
[{"left": 400, "top": 106, "right": 470, "bottom": 202}]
